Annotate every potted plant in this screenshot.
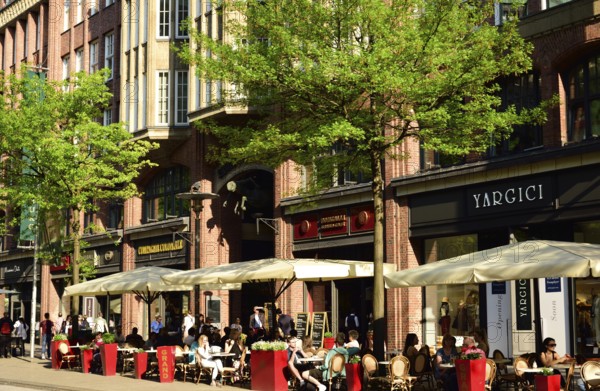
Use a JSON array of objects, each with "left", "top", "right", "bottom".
[
  {"left": 133, "top": 348, "right": 148, "bottom": 379},
  {"left": 323, "top": 332, "right": 335, "bottom": 349},
  {"left": 345, "top": 355, "right": 362, "bottom": 391},
  {"left": 455, "top": 346, "right": 486, "bottom": 391},
  {"left": 79, "top": 345, "right": 93, "bottom": 374},
  {"left": 99, "top": 333, "right": 118, "bottom": 376},
  {"left": 535, "top": 367, "right": 561, "bottom": 391},
  {"left": 250, "top": 341, "right": 288, "bottom": 391},
  {"left": 51, "top": 333, "right": 69, "bottom": 370}
]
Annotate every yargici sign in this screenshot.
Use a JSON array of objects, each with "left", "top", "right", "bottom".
[{"left": 466, "top": 177, "right": 553, "bottom": 216}]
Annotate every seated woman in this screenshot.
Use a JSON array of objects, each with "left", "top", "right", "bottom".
[
  {"left": 404, "top": 333, "right": 419, "bottom": 359},
  {"left": 302, "top": 335, "right": 317, "bottom": 357},
  {"left": 539, "top": 337, "right": 571, "bottom": 387},
  {"left": 435, "top": 334, "right": 458, "bottom": 391},
  {"left": 473, "top": 329, "right": 489, "bottom": 358},
  {"left": 224, "top": 329, "right": 246, "bottom": 376},
  {"left": 196, "top": 334, "right": 224, "bottom": 387},
  {"left": 89, "top": 332, "right": 104, "bottom": 374}
]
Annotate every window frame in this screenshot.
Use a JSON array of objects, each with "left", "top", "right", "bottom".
[
  {"left": 104, "top": 32, "right": 115, "bottom": 80},
  {"left": 157, "top": 70, "right": 170, "bottom": 125},
  {"left": 89, "top": 40, "right": 99, "bottom": 73},
  {"left": 175, "top": 70, "right": 189, "bottom": 124}
]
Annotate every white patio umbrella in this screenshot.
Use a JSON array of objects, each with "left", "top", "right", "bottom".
[
  {"left": 384, "top": 240, "right": 600, "bottom": 288},
  {"left": 162, "top": 258, "right": 396, "bottom": 333},
  {"left": 64, "top": 266, "right": 241, "bottom": 334}
]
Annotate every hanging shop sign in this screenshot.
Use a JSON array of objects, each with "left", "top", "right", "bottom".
[
  {"left": 292, "top": 204, "right": 374, "bottom": 241},
  {"left": 135, "top": 236, "right": 187, "bottom": 262}
]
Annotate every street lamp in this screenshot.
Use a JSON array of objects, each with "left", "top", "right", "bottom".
[{"left": 176, "top": 182, "right": 219, "bottom": 322}]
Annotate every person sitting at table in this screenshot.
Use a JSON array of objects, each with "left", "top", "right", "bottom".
[
  {"left": 435, "top": 334, "right": 459, "bottom": 391},
  {"left": 302, "top": 335, "right": 317, "bottom": 357},
  {"left": 287, "top": 336, "right": 327, "bottom": 391},
  {"left": 183, "top": 327, "right": 197, "bottom": 347},
  {"left": 321, "top": 333, "right": 349, "bottom": 382},
  {"left": 196, "top": 334, "right": 224, "bottom": 387},
  {"left": 539, "top": 337, "right": 571, "bottom": 387},
  {"left": 89, "top": 332, "right": 104, "bottom": 374},
  {"left": 473, "top": 329, "right": 489, "bottom": 358},
  {"left": 224, "top": 329, "right": 246, "bottom": 378},
  {"left": 404, "top": 333, "right": 419, "bottom": 360},
  {"left": 345, "top": 330, "right": 361, "bottom": 356},
  {"left": 125, "top": 327, "right": 145, "bottom": 348}
]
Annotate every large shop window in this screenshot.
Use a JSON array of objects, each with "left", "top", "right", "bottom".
[
  {"left": 567, "top": 55, "right": 600, "bottom": 142},
  {"left": 424, "top": 234, "right": 480, "bottom": 349},
  {"left": 143, "top": 166, "right": 190, "bottom": 222},
  {"left": 574, "top": 221, "right": 600, "bottom": 354}
]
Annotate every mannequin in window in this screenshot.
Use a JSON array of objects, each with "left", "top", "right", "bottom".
[
  {"left": 452, "top": 300, "right": 467, "bottom": 335},
  {"left": 439, "top": 297, "right": 451, "bottom": 336},
  {"left": 592, "top": 292, "right": 600, "bottom": 346},
  {"left": 466, "top": 291, "right": 479, "bottom": 333}
]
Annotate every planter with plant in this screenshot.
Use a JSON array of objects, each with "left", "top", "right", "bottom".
[
  {"left": 133, "top": 348, "right": 148, "bottom": 379},
  {"left": 535, "top": 368, "right": 561, "bottom": 391},
  {"left": 455, "top": 346, "right": 486, "bottom": 391},
  {"left": 79, "top": 346, "right": 93, "bottom": 374},
  {"left": 51, "top": 333, "right": 70, "bottom": 370},
  {"left": 250, "top": 341, "right": 288, "bottom": 391},
  {"left": 99, "top": 333, "right": 118, "bottom": 376},
  {"left": 345, "top": 355, "right": 362, "bottom": 391},
  {"left": 323, "top": 332, "right": 335, "bottom": 349}
]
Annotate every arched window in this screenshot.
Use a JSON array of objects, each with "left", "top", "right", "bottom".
[
  {"left": 567, "top": 54, "right": 600, "bottom": 142},
  {"left": 143, "top": 166, "right": 190, "bottom": 222}
]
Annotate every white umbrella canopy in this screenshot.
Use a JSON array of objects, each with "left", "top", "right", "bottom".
[{"left": 384, "top": 240, "right": 600, "bottom": 288}]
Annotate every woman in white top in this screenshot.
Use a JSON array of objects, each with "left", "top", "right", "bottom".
[
  {"left": 196, "top": 334, "right": 224, "bottom": 387},
  {"left": 13, "top": 317, "right": 28, "bottom": 356}
]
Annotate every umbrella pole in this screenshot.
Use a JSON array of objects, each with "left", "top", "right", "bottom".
[{"left": 147, "top": 289, "right": 152, "bottom": 337}]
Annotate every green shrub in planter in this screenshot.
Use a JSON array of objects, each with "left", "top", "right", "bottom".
[
  {"left": 53, "top": 333, "right": 69, "bottom": 341},
  {"left": 348, "top": 355, "right": 361, "bottom": 364},
  {"left": 251, "top": 341, "right": 287, "bottom": 351},
  {"left": 102, "top": 333, "right": 116, "bottom": 344},
  {"left": 324, "top": 332, "right": 333, "bottom": 338}
]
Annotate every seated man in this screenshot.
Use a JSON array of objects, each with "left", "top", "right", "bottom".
[
  {"left": 286, "top": 336, "right": 326, "bottom": 391},
  {"left": 124, "top": 327, "right": 145, "bottom": 348},
  {"left": 321, "top": 333, "right": 349, "bottom": 382},
  {"left": 345, "top": 330, "right": 361, "bottom": 356}
]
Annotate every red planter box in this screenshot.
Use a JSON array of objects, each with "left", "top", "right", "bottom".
[
  {"left": 535, "top": 374, "right": 561, "bottom": 391},
  {"left": 80, "top": 349, "right": 93, "bottom": 373},
  {"left": 323, "top": 337, "right": 335, "bottom": 349},
  {"left": 134, "top": 352, "right": 148, "bottom": 379},
  {"left": 455, "top": 358, "right": 486, "bottom": 391},
  {"left": 157, "top": 346, "right": 175, "bottom": 383},
  {"left": 100, "top": 343, "right": 118, "bottom": 376},
  {"left": 50, "top": 341, "right": 61, "bottom": 370},
  {"left": 345, "top": 363, "right": 362, "bottom": 391},
  {"left": 250, "top": 350, "right": 288, "bottom": 391}
]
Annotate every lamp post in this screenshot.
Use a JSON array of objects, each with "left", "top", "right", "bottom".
[{"left": 176, "top": 182, "right": 219, "bottom": 322}]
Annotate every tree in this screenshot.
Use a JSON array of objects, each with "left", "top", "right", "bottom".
[
  {"left": 0, "top": 69, "right": 157, "bottom": 314},
  {"left": 177, "top": 0, "right": 547, "bottom": 358}
]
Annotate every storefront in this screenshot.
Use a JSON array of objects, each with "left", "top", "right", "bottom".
[
  {"left": 394, "top": 146, "right": 600, "bottom": 357},
  {"left": 1, "top": 253, "right": 34, "bottom": 325}
]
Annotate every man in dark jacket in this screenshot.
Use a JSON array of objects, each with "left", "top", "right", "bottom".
[{"left": 0, "top": 312, "right": 14, "bottom": 358}]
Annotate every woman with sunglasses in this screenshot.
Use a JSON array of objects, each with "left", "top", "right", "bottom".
[{"left": 539, "top": 337, "right": 572, "bottom": 387}]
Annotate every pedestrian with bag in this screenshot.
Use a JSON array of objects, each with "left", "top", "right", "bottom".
[
  {"left": 0, "top": 312, "right": 14, "bottom": 358},
  {"left": 39, "top": 312, "right": 54, "bottom": 360}
]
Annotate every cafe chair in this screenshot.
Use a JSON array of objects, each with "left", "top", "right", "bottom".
[
  {"left": 485, "top": 359, "right": 496, "bottom": 391},
  {"left": 563, "top": 361, "right": 575, "bottom": 391},
  {"left": 222, "top": 348, "right": 246, "bottom": 384},
  {"left": 580, "top": 361, "right": 600, "bottom": 390},
  {"left": 493, "top": 350, "right": 509, "bottom": 375},
  {"left": 195, "top": 353, "right": 215, "bottom": 385},
  {"left": 412, "top": 352, "right": 435, "bottom": 389},
  {"left": 362, "top": 353, "right": 387, "bottom": 389},
  {"left": 120, "top": 344, "right": 136, "bottom": 376},
  {"left": 496, "top": 357, "right": 532, "bottom": 390},
  {"left": 316, "top": 348, "right": 329, "bottom": 358},
  {"left": 383, "top": 355, "right": 416, "bottom": 391},
  {"left": 174, "top": 346, "right": 197, "bottom": 382},
  {"left": 326, "top": 353, "right": 346, "bottom": 391},
  {"left": 57, "top": 341, "right": 79, "bottom": 370}
]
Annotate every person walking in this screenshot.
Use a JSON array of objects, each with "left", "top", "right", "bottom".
[
  {"left": 182, "top": 309, "right": 195, "bottom": 340},
  {"left": 94, "top": 312, "right": 108, "bottom": 333},
  {"left": 0, "top": 312, "right": 14, "bottom": 358},
  {"left": 151, "top": 314, "right": 164, "bottom": 334},
  {"left": 39, "top": 312, "right": 54, "bottom": 360},
  {"left": 13, "top": 317, "right": 28, "bottom": 356}
]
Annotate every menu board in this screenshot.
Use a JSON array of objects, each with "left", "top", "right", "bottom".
[
  {"left": 295, "top": 312, "right": 310, "bottom": 339},
  {"left": 311, "top": 312, "right": 329, "bottom": 349}
]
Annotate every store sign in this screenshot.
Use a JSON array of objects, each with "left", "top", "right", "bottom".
[
  {"left": 293, "top": 205, "right": 374, "bottom": 241},
  {"left": 50, "top": 254, "right": 71, "bottom": 272},
  {"left": 136, "top": 237, "right": 187, "bottom": 262},
  {"left": 545, "top": 277, "right": 561, "bottom": 293},
  {"left": 515, "top": 279, "right": 532, "bottom": 330},
  {"left": 467, "top": 177, "right": 553, "bottom": 216}
]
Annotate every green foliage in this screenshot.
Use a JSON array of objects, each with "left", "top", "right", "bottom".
[
  {"left": 539, "top": 367, "right": 555, "bottom": 376},
  {"left": 348, "top": 355, "right": 361, "bottom": 364},
  {"left": 251, "top": 341, "right": 287, "bottom": 351},
  {"left": 324, "top": 332, "right": 333, "bottom": 338},
  {"left": 53, "top": 333, "right": 69, "bottom": 341},
  {"left": 102, "top": 333, "right": 116, "bottom": 344}
]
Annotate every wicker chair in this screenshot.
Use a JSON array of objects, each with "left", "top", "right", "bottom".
[
  {"left": 326, "top": 353, "right": 346, "bottom": 391},
  {"left": 57, "top": 341, "right": 79, "bottom": 370},
  {"left": 581, "top": 361, "right": 600, "bottom": 390},
  {"left": 383, "top": 355, "right": 416, "bottom": 391},
  {"left": 563, "top": 360, "right": 575, "bottom": 391},
  {"left": 412, "top": 352, "right": 435, "bottom": 389},
  {"left": 485, "top": 359, "right": 497, "bottom": 391},
  {"left": 222, "top": 348, "right": 246, "bottom": 385},
  {"left": 362, "top": 353, "right": 387, "bottom": 389}
]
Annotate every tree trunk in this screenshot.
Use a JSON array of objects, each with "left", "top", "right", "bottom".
[
  {"left": 71, "top": 214, "right": 81, "bottom": 315},
  {"left": 371, "top": 152, "right": 386, "bottom": 361}
]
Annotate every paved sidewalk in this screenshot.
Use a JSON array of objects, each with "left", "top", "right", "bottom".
[{"left": 0, "top": 345, "right": 243, "bottom": 391}]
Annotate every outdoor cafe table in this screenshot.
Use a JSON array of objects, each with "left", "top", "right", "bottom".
[{"left": 299, "top": 357, "right": 324, "bottom": 364}]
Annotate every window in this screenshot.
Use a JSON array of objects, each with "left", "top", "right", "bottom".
[
  {"left": 89, "top": 0, "right": 98, "bottom": 16},
  {"left": 494, "top": 2, "right": 526, "bottom": 26},
  {"left": 106, "top": 0, "right": 114, "bottom": 7},
  {"left": 492, "top": 72, "right": 542, "bottom": 156},
  {"left": 143, "top": 166, "right": 190, "bottom": 222},
  {"left": 103, "top": 108, "right": 112, "bottom": 125},
  {"left": 141, "top": 74, "right": 147, "bottom": 129},
  {"left": 76, "top": 0, "right": 83, "bottom": 24},
  {"left": 108, "top": 202, "right": 123, "bottom": 229},
  {"left": 89, "top": 41, "right": 98, "bottom": 73},
  {"left": 176, "top": 0, "right": 189, "bottom": 38},
  {"left": 23, "top": 22, "right": 28, "bottom": 58},
  {"left": 157, "top": 71, "right": 169, "bottom": 124},
  {"left": 567, "top": 54, "right": 600, "bottom": 142},
  {"left": 158, "top": 0, "right": 170, "bottom": 38},
  {"left": 175, "top": 70, "right": 188, "bottom": 124},
  {"left": 75, "top": 48, "right": 84, "bottom": 72},
  {"left": 36, "top": 13, "right": 41, "bottom": 51},
  {"left": 63, "top": 0, "right": 70, "bottom": 31},
  {"left": 104, "top": 33, "right": 114, "bottom": 80},
  {"left": 62, "top": 55, "right": 70, "bottom": 91}
]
